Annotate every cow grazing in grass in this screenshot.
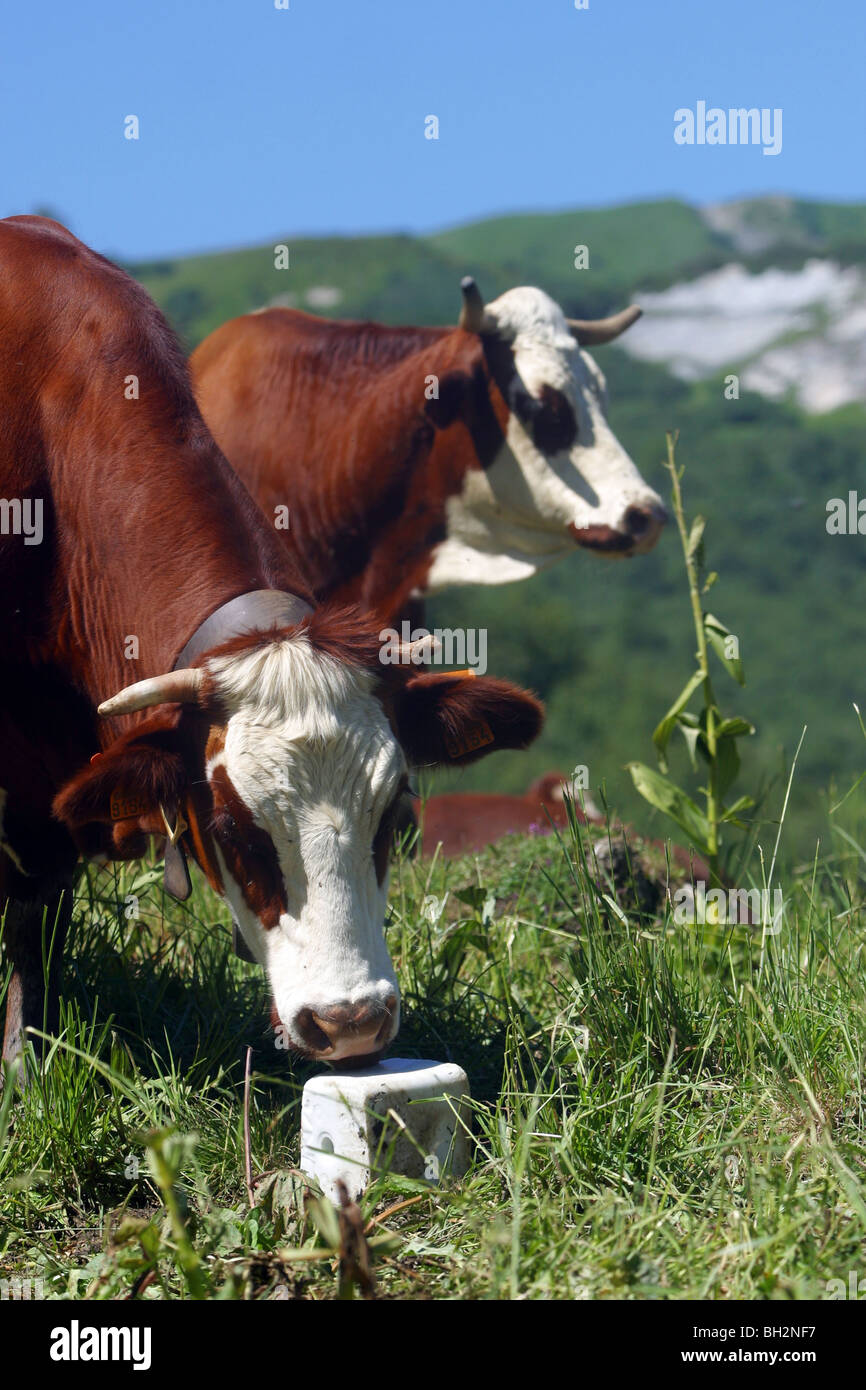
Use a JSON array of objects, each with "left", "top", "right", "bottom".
[
  {"left": 416, "top": 772, "right": 588, "bottom": 857},
  {"left": 415, "top": 772, "right": 711, "bottom": 891},
  {"left": 0, "top": 217, "right": 542, "bottom": 1071},
  {"left": 190, "top": 280, "right": 667, "bottom": 625}
]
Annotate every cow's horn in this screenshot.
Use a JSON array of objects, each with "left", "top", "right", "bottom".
[
  {"left": 458, "top": 277, "right": 486, "bottom": 333},
  {"left": 566, "top": 305, "right": 642, "bottom": 345},
  {"left": 98, "top": 668, "right": 204, "bottom": 716},
  {"left": 397, "top": 634, "right": 441, "bottom": 665}
]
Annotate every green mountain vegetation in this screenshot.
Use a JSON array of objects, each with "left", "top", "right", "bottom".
[
  {"left": 427, "top": 355, "right": 866, "bottom": 857},
  {"left": 131, "top": 194, "right": 866, "bottom": 346},
  {"left": 430, "top": 199, "right": 731, "bottom": 310},
  {"left": 131, "top": 196, "right": 866, "bottom": 859}
]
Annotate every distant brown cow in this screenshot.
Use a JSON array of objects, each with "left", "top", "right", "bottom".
[
  {"left": 416, "top": 772, "right": 586, "bottom": 857},
  {"left": 190, "top": 281, "right": 666, "bottom": 625},
  {"left": 415, "top": 773, "right": 711, "bottom": 893}
]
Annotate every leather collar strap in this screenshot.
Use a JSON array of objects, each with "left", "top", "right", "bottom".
[{"left": 174, "top": 590, "right": 314, "bottom": 670}]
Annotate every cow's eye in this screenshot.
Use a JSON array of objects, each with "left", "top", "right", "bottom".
[
  {"left": 509, "top": 381, "right": 577, "bottom": 454},
  {"left": 372, "top": 785, "right": 413, "bottom": 871},
  {"left": 373, "top": 797, "right": 398, "bottom": 847},
  {"left": 532, "top": 386, "right": 578, "bottom": 453}
]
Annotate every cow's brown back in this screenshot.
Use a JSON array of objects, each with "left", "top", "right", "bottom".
[{"left": 191, "top": 309, "right": 504, "bottom": 622}]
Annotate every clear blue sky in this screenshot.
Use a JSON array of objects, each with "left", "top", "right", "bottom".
[{"left": 2, "top": 0, "right": 862, "bottom": 260}]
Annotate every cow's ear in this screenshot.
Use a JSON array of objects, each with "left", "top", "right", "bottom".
[
  {"left": 393, "top": 673, "right": 543, "bottom": 767},
  {"left": 423, "top": 370, "right": 472, "bottom": 430},
  {"left": 53, "top": 724, "right": 187, "bottom": 843}
]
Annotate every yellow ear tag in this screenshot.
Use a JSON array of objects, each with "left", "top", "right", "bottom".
[
  {"left": 110, "top": 793, "right": 148, "bottom": 822},
  {"left": 444, "top": 720, "right": 495, "bottom": 759}
]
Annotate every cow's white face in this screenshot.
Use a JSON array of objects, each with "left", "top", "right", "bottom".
[
  {"left": 426, "top": 287, "right": 666, "bottom": 591},
  {"left": 205, "top": 636, "right": 404, "bottom": 1062},
  {"left": 56, "top": 616, "right": 542, "bottom": 1061}
]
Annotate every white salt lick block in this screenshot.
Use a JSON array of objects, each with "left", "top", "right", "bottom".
[{"left": 300, "top": 1057, "right": 470, "bottom": 1204}]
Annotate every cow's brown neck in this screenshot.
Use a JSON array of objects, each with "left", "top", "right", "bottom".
[
  {"left": 0, "top": 218, "right": 314, "bottom": 731},
  {"left": 192, "top": 312, "right": 508, "bottom": 625}
]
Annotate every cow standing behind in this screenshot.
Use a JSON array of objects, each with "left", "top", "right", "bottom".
[
  {"left": 0, "top": 218, "right": 542, "bottom": 1072},
  {"left": 190, "top": 280, "right": 667, "bottom": 626}
]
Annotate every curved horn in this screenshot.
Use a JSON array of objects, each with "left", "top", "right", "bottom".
[
  {"left": 566, "top": 304, "right": 642, "bottom": 345},
  {"left": 397, "top": 634, "right": 441, "bottom": 666},
  {"left": 98, "top": 668, "right": 204, "bottom": 717},
  {"left": 458, "top": 276, "right": 486, "bottom": 333}
]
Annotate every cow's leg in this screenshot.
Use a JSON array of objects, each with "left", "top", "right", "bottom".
[{"left": 1, "top": 880, "right": 72, "bottom": 1074}]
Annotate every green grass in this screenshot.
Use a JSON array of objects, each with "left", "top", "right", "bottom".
[{"left": 2, "top": 796, "right": 865, "bottom": 1301}]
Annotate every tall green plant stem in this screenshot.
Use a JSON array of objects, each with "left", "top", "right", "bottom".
[
  {"left": 148, "top": 1133, "right": 207, "bottom": 1299},
  {"left": 664, "top": 431, "right": 721, "bottom": 879}
]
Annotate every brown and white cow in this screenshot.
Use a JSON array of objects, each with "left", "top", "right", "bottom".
[
  {"left": 190, "top": 280, "right": 667, "bottom": 625},
  {"left": 415, "top": 773, "right": 712, "bottom": 892},
  {"left": 0, "top": 217, "right": 542, "bottom": 1071},
  {"left": 416, "top": 772, "right": 587, "bottom": 857}
]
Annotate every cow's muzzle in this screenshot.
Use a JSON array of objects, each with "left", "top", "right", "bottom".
[
  {"left": 294, "top": 993, "right": 399, "bottom": 1064},
  {"left": 570, "top": 502, "right": 667, "bottom": 556}
]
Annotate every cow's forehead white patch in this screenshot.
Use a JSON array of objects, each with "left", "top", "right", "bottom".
[
  {"left": 484, "top": 286, "right": 605, "bottom": 401},
  {"left": 205, "top": 634, "right": 406, "bottom": 819},
  {"left": 207, "top": 632, "right": 374, "bottom": 728},
  {"left": 484, "top": 286, "right": 576, "bottom": 351}
]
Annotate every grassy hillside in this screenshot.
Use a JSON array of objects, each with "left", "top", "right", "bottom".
[
  {"left": 429, "top": 199, "right": 732, "bottom": 311},
  {"left": 130, "top": 196, "right": 866, "bottom": 860},
  {"left": 4, "top": 816, "right": 866, "bottom": 1301},
  {"left": 133, "top": 234, "right": 496, "bottom": 348},
  {"left": 131, "top": 195, "right": 866, "bottom": 350},
  {"left": 3, "top": 200, "right": 865, "bottom": 1308},
  {"left": 705, "top": 195, "right": 866, "bottom": 267}
]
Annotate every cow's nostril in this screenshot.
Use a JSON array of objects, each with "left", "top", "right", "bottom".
[
  {"left": 624, "top": 505, "right": 649, "bottom": 537},
  {"left": 298, "top": 995, "right": 397, "bottom": 1057},
  {"left": 296, "top": 1007, "right": 334, "bottom": 1054},
  {"left": 624, "top": 503, "right": 667, "bottom": 542}
]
